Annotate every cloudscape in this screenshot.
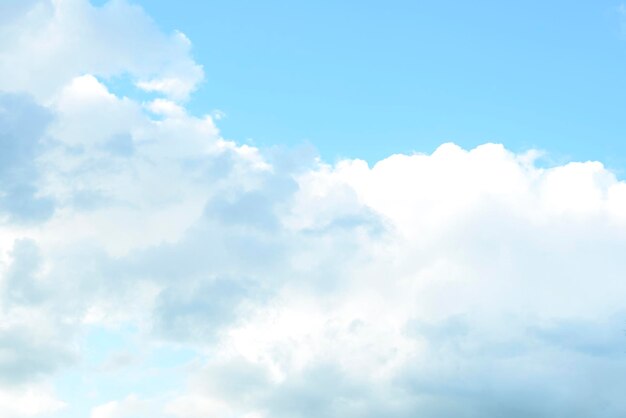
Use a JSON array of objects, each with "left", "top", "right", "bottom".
[{"left": 2, "top": 1, "right": 626, "bottom": 417}]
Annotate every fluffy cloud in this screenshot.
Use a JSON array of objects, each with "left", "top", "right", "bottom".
[
  {"left": 0, "top": 385, "right": 65, "bottom": 417},
  {"left": 0, "top": 0, "right": 203, "bottom": 101},
  {"left": 1, "top": 1, "right": 626, "bottom": 418}
]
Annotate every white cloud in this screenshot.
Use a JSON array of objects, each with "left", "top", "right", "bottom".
[
  {"left": 1, "top": 1, "right": 626, "bottom": 418},
  {"left": 136, "top": 76, "right": 198, "bottom": 102},
  {"left": 0, "top": 385, "right": 65, "bottom": 418},
  {"left": 164, "top": 395, "right": 232, "bottom": 418},
  {"left": 145, "top": 98, "right": 186, "bottom": 118},
  {"left": 90, "top": 395, "right": 152, "bottom": 418},
  {"left": 0, "top": 0, "right": 203, "bottom": 101}
]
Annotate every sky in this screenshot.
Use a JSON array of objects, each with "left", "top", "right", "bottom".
[
  {"left": 135, "top": 0, "right": 626, "bottom": 168},
  {"left": 1, "top": 1, "right": 626, "bottom": 417}
]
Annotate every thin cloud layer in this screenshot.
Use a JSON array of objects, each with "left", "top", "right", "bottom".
[{"left": 1, "top": 1, "right": 626, "bottom": 417}]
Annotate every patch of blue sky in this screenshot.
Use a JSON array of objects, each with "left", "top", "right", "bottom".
[{"left": 120, "top": 0, "right": 626, "bottom": 171}]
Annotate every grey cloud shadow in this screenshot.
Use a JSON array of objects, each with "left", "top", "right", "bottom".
[{"left": 0, "top": 92, "right": 55, "bottom": 223}]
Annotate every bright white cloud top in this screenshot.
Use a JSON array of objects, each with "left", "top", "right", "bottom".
[{"left": 1, "top": 1, "right": 626, "bottom": 417}]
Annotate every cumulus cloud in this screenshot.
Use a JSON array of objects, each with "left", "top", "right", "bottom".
[
  {"left": 81, "top": 141, "right": 626, "bottom": 418},
  {"left": 0, "top": 0, "right": 203, "bottom": 101},
  {"left": 0, "top": 385, "right": 65, "bottom": 417},
  {"left": 1, "top": 1, "right": 626, "bottom": 418}
]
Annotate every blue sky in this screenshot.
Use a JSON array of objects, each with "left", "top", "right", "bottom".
[
  {"left": 2, "top": 1, "right": 626, "bottom": 417},
  {"left": 133, "top": 0, "right": 626, "bottom": 167}
]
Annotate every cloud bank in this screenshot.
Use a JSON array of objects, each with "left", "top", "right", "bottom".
[{"left": 1, "top": 1, "right": 626, "bottom": 417}]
